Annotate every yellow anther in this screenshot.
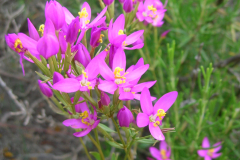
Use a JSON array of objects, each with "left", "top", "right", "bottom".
[
  {"left": 80, "top": 111, "right": 90, "bottom": 125},
  {"left": 38, "top": 24, "right": 45, "bottom": 36},
  {"left": 153, "top": 121, "right": 160, "bottom": 127},
  {"left": 118, "top": 29, "right": 124, "bottom": 35},
  {"left": 114, "top": 67, "right": 124, "bottom": 78},
  {"left": 78, "top": 8, "right": 88, "bottom": 18},
  {"left": 14, "top": 38, "right": 23, "bottom": 53},
  {"left": 64, "top": 35, "right": 66, "bottom": 39},
  {"left": 82, "top": 70, "right": 88, "bottom": 78},
  {"left": 97, "top": 34, "right": 104, "bottom": 43},
  {"left": 131, "top": 92, "right": 135, "bottom": 94},
  {"left": 160, "top": 149, "right": 167, "bottom": 159},
  {"left": 148, "top": 5, "right": 157, "bottom": 14},
  {"left": 105, "top": 48, "right": 109, "bottom": 51},
  {"left": 208, "top": 149, "right": 214, "bottom": 156},
  {"left": 157, "top": 109, "right": 166, "bottom": 120},
  {"left": 123, "top": 41, "right": 128, "bottom": 46},
  {"left": 79, "top": 29, "right": 81, "bottom": 32},
  {"left": 122, "top": 80, "right": 126, "bottom": 83},
  {"left": 85, "top": 20, "right": 90, "bottom": 24}
]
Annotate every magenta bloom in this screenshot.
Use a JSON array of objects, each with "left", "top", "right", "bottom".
[
  {"left": 63, "top": 100, "right": 100, "bottom": 137},
  {"left": 150, "top": 140, "right": 171, "bottom": 160},
  {"left": 98, "top": 91, "right": 110, "bottom": 109},
  {"left": 161, "top": 30, "right": 170, "bottom": 38},
  {"left": 38, "top": 80, "right": 53, "bottom": 98},
  {"left": 103, "top": 0, "right": 114, "bottom": 5},
  {"left": 117, "top": 106, "right": 134, "bottom": 127},
  {"left": 197, "top": 137, "right": 222, "bottom": 160},
  {"left": 53, "top": 51, "right": 107, "bottom": 92},
  {"left": 136, "top": 0, "right": 166, "bottom": 26},
  {"left": 98, "top": 49, "right": 149, "bottom": 94},
  {"left": 73, "top": 43, "right": 91, "bottom": 68},
  {"left": 108, "top": 14, "right": 144, "bottom": 50},
  {"left": 136, "top": 88, "right": 178, "bottom": 140},
  {"left": 53, "top": 72, "right": 64, "bottom": 84},
  {"left": 27, "top": 18, "right": 40, "bottom": 41},
  {"left": 45, "top": 0, "right": 65, "bottom": 30},
  {"left": 66, "top": 17, "right": 80, "bottom": 44}
]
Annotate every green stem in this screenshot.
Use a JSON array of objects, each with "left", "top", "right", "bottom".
[
  {"left": 87, "top": 134, "right": 105, "bottom": 160},
  {"left": 124, "top": 134, "right": 137, "bottom": 160},
  {"left": 79, "top": 137, "right": 92, "bottom": 160}
]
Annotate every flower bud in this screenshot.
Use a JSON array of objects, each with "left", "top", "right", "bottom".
[
  {"left": 27, "top": 18, "right": 40, "bottom": 41},
  {"left": 123, "top": 0, "right": 133, "bottom": 13},
  {"left": 66, "top": 17, "right": 80, "bottom": 44},
  {"left": 161, "top": 30, "right": 170, "bottom": 39},
  {"left": 90, "top": 27, "right": 107, "bottom": 48},
  {"left": 38, "top": 80, "right": 53, "bottom": 97},
  {"left": 74, "top": 43, "right": 91, "bottom": 68},
  {"left": 103, "top": 0, "right": 114, "bottom": 6},
  {"left": 98, "top": 92, "right": 110, "bottom": 109},
  {"left": 117, "top": 106, "right": 134, "bottom": 127},
  {"left": 45, "top": 0, "right": 65, "bottom": 30}
]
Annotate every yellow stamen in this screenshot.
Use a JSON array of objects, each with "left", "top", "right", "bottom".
[
  {"left": 157, "top": 109, "right": 166, "bottom": 120},
  {"left": 14, "top": 38, "right": 23, "bottom": 53},
  {"left": 79, "top": 29, "right": 81, "bottom": 32},
  {"left": 80, "top": 111, "right": 90, "bottom": 125},
  {"left": 153, "top": 121, "right": 160, "bottom": 127},
  {"left": 123, "top": 41, "right": 128, "bottom": 46},
  {"left": 160, "top": 149, "right": 167, "bottom": 159},
  {"left": 148, "top": 5, "right": 157, "bottom": 14},
  {"left": 78, "top": 8, "right": 88, "bottom": 18},
  {"left": 38, "top": 24, "right": 45, "bottom": 36},
  {"left": 131, "top": 92, "right": 135, "bottom": 94},
  {"left": 82, "top": 70, "right": 88, "bottom": 78},
  {"left": 85, "top": 20, "right": 90, "bottom": 24},
  {"left": 208, "top": 149, "right": 214, "bottom": 157},
  {"left": 118, "top": 29, "right": 124, "bottom": 35},
  {"left": 97, "top": 34, "right": 104, "bottom": 43}
]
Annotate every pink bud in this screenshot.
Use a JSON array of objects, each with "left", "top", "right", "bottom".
[
  {"left": 117, "top": 106, "right": 134, "bottom": 127},
  {"left": 38, "top": 80, "right": 53, "bottom": 97}
]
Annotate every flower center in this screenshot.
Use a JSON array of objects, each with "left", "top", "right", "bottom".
[
  {"left": 80, "top": 79, "right": 93, "bottom": 90},
  {"left": 122, "top": 41, "right": 128, "bottom": 46},
  {"left": 160, "top": 149, "right": 167, "bottom": 159},
  {"left": 97, "top": 34, "right": 104, "bottom": 43},
  {"left": 148, "top": 5, "right": 157, "bottom": 14},
  {"left": 207, "top": 149, "right": 214, "bottom": 157},
  {"left": 118, "top": 30, "right": 124, "bottom": 35},
  {"left": 14, "top": 38, "right": 23, "bottom": 53},
  {"left": 149, "top": 109, "right": 166, "bottom": 127},
  {"left": 113, "top": 67, "right": 128, "bottom": 84},
  {"left": 79, "top": 111, "right": 90, "bottom": 125},
  {"left": 82, "top": 70, "right": 88, "bottom": 78},
  {"left": 78, "top": 8, "right": 88, "bottom": 18},
  {"left": 142, "top": 12, "right": 147, "bottom": 17},
  {"left": 38, "top": 24, "right": 44, "bottom": 36}
]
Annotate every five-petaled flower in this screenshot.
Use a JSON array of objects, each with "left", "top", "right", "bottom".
[
  {"left": 136, "top": 88, "right": 178, "bottom": 140},
  {"left": 197, "top": 137, "right": 222, "bottom": 160},
  {"left": 150, "top": 140, "right": 171, "bottom": 160}
]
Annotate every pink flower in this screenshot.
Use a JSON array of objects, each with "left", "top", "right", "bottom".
[
  {"left": 117, "top": 106, "right": 134, "bottom": 127},
  {"left": 136, "top": 88, "right": 178, "bottom": 140},
  {"left": 150, "top": 140, "right": 171, "bottom": 160},
  {"left": 197, "top": 137, "right": 222, "bottom": 160},
  {"left": 63, "top": 98, "right": 100, "bottom": 137}
]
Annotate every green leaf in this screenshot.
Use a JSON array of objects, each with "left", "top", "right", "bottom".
[
  {"left": 111, "top": 153, "right": 118, "bottom": 160},
  {"left": 137, "top": 138, "right": 156, "bottom": 144},
  {"left": 98, "top": 123, "right": 116, "bottom": 133},
  {"left": 106, "top": 141, "right": 124, "bottom": 149},
  {"left": 90, "top": 152, "right": 101, "bottom": 160}
]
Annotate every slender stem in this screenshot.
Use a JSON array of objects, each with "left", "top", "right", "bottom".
[
  {"left": 87, "top": 134, "right": 105, "bottom": 160},
  {"left": 83, "top": 33, "right": 88, "bottom": 49},
  {"left": 124, "top": 134, "right": 137, "bottom": 160},
  {"left": 94, "top": 128, "right": 101, "bottom": 148},
  {"left": 111, "top": 117, "right": 125, "bottom": 146},
  {"left": 90, "top": 47, "right": 96, "bottom": 59},
  {"left": 79, "top": 137, "right": 92, "bottom": 160}
]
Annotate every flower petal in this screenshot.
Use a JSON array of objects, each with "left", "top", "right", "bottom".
[
  {"left": 153, "top": 91, "right": 178, "bottom": 114},
  {"left": 99, "top": 60, "right": 115, "bottom": 81},
  {"left": 136, "top": 112, "right": 149, "bottom": 128},
  {"left": 98, "top": 81, "right": 117, "bottom": 94},
  {"left": 119, "top": 91, "right": 134, "bottom": 101},
  {"left": 53, "top": 78, "right": 80, "bottom": 93},
  {"left": 160, "top": 140, "right": 167, "bottom": 151},
  {"left": 91, "top": 119, "right": 100, "bottom": 129},
  {"left": 131, "top": 81, "right": 156, "bottom": 93},
  {"left": 202, "top": 137, "right": 210, "bottom": 148},
  {"left": 63, "top": 7, "right": 75, "bottom": 24},
  {"left": 213, "top": 142, "right": 221, "bottom": 153},
  {"left": 211, "top": 153, "right": 222, "bottom": 158},
  {"left": 124, "top": 30, "right": 144, "bottom": 45},
  {"left": 197, "top": 150, "right": 207, "bottom": 157},
  {"left": 125, "top": 64, "right": 149, "bottom": 82},
  {"left": 27, "top": 18, "right": 40, "bottom": 41},
  {"left": 149, "top": 147, "right": 161, "bottom": 159},
  {"left": 149, "top": 122, "right": 165, "bottom": 140},
  {"left": 112, "top": 48, "right": 126, "bottom": 72},
  {"left": 62, "top": 119, "right": 88, "bottom": 128},
  {"left": 73, "top": 127, "right": 92, "bottom": 137},
  {"left": 140, "top": 88, "right": 153, "bottom": 115}
]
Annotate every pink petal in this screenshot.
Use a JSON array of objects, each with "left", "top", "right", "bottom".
[
  {"left": 73, "top": 127, "right": 92, "bottom": 137},
  {"left": 91, "top": 119, "right": 100, "bottom": 129},
  {"left": 136, "top": 112, "right": 149, "bottom": 128},
  {"left": 53, "top": 78, "right": 80, "bottom": 93},
  {"left": 197, "top": 150, "right": 207, "bottom": 157},
  {"left": 160, "top": 140, "right": 167, "bottom": 150},
  {"left": 134, "top": 58, "right": 144, "bottom": 69},
  {"left": 119, "top": 92, "right": 134, "bottom": 101},
  {"left": 153, "top": 91, "right": 178, "bottom": 114},
  {"left": 98, "top": 81, "right": 117, "bottom": 94},
  {"left": 112, "top": 49, "right": 126, "bottom": 72},
  {"left": 149, "top": 147, "right": 161, "bottom": 159},
  {"left": 211, "top": 153, "right": 221, "bottom": 158},
  {"left": 134, "top": 94, "right": 156, "bottom": 101},
  {"left": 62, "top": 119, "right": 88, "bottom": 128},
  {"left": 131, "top": 81, "right": 156, "bottom": 93},
  {"left": 99, "top": 60, "right": 115, "bottom": 81},
  {"left": 202, "top": 137, "right": 210, "bottom": 148},
  {"left": 89, "top": 6, "right": 107, "bottom": 26},
  {"left": 124, "top": 30, "right": 144, "bottom": 45},
  {"left": 213, "top": 142, "right": 221, "bottom": 152},
  {"left": 27, "top": 18, "right": 40, "bottom": 41},
  {"left": 125, "top": 64, "right": 149, "bottom": 82},
  {"left": 63, "top": 7, "right": 75, "bottom": 24},
  {"left": 204, "top": 156, "right": 212, "bottom": 160},
  {"left": 149, "top": 122, "right": 165, "bottom": 140},
  {"left": 123, "top": 43, "right": 144, "bottom": 50},
  {"left": 79, "top": 102, "right": 90, "bottom": 113},
  {"left": 140, "top": 88, "right": 153, "bottom": 115}
]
